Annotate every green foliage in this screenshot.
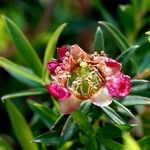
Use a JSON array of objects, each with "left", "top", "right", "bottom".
[
  {"left": 28, "top": 100, "right": 58, "bottom": 128},
  {"left": 42, "top": 23, "right": 67, "bottom": 81},
  {"left": 123, "top": 133, "right": 141, "bottom": 150},
  {"left": 0, "top": 57, "right": 43, "bottom": 85},
  {"left": 0, "top": 0, "right": 150, "bottom": 148},
  {"left": 1, "top": 88, "right": 46, "bottom": 102},
  {"left": 2, "top": 16, "right": 43, "bottom": 77},
  {"left": 6, "top": 101, "right": 39, "bottom": 150}
]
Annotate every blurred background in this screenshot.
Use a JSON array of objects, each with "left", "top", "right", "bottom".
[{"left": 0, "top": 0, "right": 150, "bottom": 149}]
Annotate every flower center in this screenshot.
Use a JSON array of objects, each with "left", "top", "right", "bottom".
[{"left": 67, "top": 61, "right": 104, "bottom": 100}]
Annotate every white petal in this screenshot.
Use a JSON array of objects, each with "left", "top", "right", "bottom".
[
  {"left": 91, "top": 87, "right": 112, "bottom": 106},
  {"left": 59, "top": 94, "right": 81, "bottom": 114}
]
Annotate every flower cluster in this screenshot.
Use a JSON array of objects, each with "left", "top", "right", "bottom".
[{"left": 47, "top": 44, "right": 131, "bottom": 114}]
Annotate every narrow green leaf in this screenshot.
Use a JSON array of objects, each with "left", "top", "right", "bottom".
[
  {"left": 33, "top": 131, "right": 60, "bottom": 145},
  {"left": 50, "top": 115, "right": 67, "bottom": 131},
  {"left": 42, "top": 23, "right": 67, "bottom": 81},
  {"left": 1, "top": 88, "right": 47, "bottom": 102},
  {"left": 27, "top": 100, "right": 58, "bottom": 128},
  {"left": 113, "top": 100, "right": 135, "bottom": 118},
  {"left": 71, "top": 109, "right": 92, "bottom": 132},
  {"left": 0, "top": 57, "right": 43, "bottom": 85},
  {"left": 93, "top": 26, "right": 105, "bottom": 52},
  {"left": 100, "top": 138, "right": 124, "bottom": 150},
  {"left": 101, "top": 106, "right": 126, "bottom": 124},
  {"left": 123, "top": 132, "right": 141, "bottom": 150},
  {"left": 138, "top": 135, "right": 150, "bottom": 149},
  {"left": 0, "top": 137, "right": 13, "bottom": 150},
  {"left": 60, "top": 101, "right": 91, "bottom": 144},
  {"left": 3, "top": 16, "right": 42, "bottom": 76},
  {"left": 6, "top": 101, "right": 39, "bottom": 150},
  {"left": 116, "top": 124, "right": 136, "bottom": 132},
  {"left": 116, "top": 45, "right": 139, "bottom": 63},
  {"left": 98, "top": 21, "right": 129, "bottom": 50},
  {"left": 60, "top": 116, "right": 78, "bottom": 144},
  {"left": 97, "top": 125, "right": 122, "bottom": 139},
  {"left": 131, "top": 79, "right": 150, "bottom": 93},
  {"left": 120, "top": 96, "right": 150, "bottom": 106}
]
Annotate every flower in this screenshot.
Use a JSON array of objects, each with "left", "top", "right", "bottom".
[{"left": 47, "top": 44, "right": 131, "bottom": 114}]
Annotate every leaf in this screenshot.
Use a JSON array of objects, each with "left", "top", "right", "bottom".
[
  {"left": 42, "top": 23, "right": 67, "bottom": 81},
  {"left": 101, "top": 106, "right": 126, "bottom": 124},
  {"left": 98, "top": 21, "right": 129, "bottom": 50},
  {"left": 93, "top": 26, "right": 105, "bottom": 52},
  {"left": 113, "top": 100, "right": 135, "bottom": 118},
  {"left": 116, "top": 45, "right": 139, "bottom": 64},
  {"left": 6, "top": 101, "right": 39, "bottom": 150},
  {"left": 27, "top": 100, "right": 58, "bottom": 128},
  {"left": 1, "top": 88, "right": 47, "bottom": 102},
  {"left": 50, "top": 115, "right": 67, "bottom": 131},
  {"left": 97, "top": 125, "right": 122, "bottom": 139},
  {"left": 100, "top": 138, "right": 124, "bottom": 150},
  {"left": 118, "top": 4, "right": 134, "bottom": 39},
  {"left": 60, "top": 116, "right": 78, "bottom": 144},
  {"left": 116, "top": 124, "right": 136, "bottom": 132},
  {"left": 71, "top": 109, "right": 92, "bottom": 133},
  {"left": 0, "top": 57, "right": 43, "bottom": 85},
  {"left": 60, "top": 101, "right": 91, "bottom": 144},
  {"left": 3, "top": 16, "right": 42, "bottom": 76},
  {"left": 123, "top": 132, "right": 141, "bottom": 150},
  {"left": 120, "top": 96, "right": 150, "bottom": 106},
  {"left": 33, "top": 131, "right": 60, "bottom": 145},
  {"left": 131, "top": 79, "right": 150, "bottom": 93},
  {"left": 138, "top": 135, "right": 150, "bottom": 149},
  {"left": 0, "top": 137, "right": 13, "bottom": 150}
]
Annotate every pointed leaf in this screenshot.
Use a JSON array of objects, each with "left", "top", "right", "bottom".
[
  {"left": 101, "top": 106, "right": 126, "bottom": 124},
  {"left": 116, "top": 124, "right": 136, "bottom": 132},
  {"left": 98, "top": 21, "right": 129, "bottom": 50},
  {"left": 97, "top": 125, "right": 122, "bottom": 139},
  {"left": 99, "top": 138, "right": 124, "bottom": 150},
  {"left": 33, "top": 131, "right": 60, "bottom": 145},
  {"left": 120, "top": 96, "right": 150, "bottom": 106},
  {"left": 131, "top": 79, "right": 150, "bottom": 93},
  {"left": 113, "top": 100, "right": 135, "bottom": 118},
  {"left": 6, "top": 101, "right": 38, "bottom": 150},
  {"left": 3, "top": 16, "right": 42, "bottom": 76},
  {"left": 1, "top": 88, "right": 46, "bottom": 102},
  {"left": 0, "top": 57, "right": 43, "bottom": 85},
  {"left": 93, "top": 26, "right": 105, "bottom": 51},
  {"left": 116, "top": 45, "right": 139, "bottom": 63},
  {"left": 71, "top": 109, "right": 92, "bottom": 133},
  {"left": 27, "top": 100, "right": 58, "bottom": 128},
  {"left": 60, "top": 101, "right": 91, "bottom": 144},
  {"left": 42, "top": 23, "right": 67, "bottom": 81},
  {"left": 50, "top": 115, "right": 67, "bottom": 131},
  {"left": 60, "top": 116, "right": 78, "bottom": 144}
]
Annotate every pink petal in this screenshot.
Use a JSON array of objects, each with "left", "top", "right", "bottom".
[
  {"left": 106, "top": 72, "right": 131, "bottom": 98},
  {"left": 59, "top": 94, "right": 81, "bottom": 114},
  {"left": 47, "top": 59, "right": 59, "bottom": 74},
  {"left": 47, "top": 82, "right": 71, "bottom": 101},
  {"left": 105, "top": 58, "right": 122, "bottom": 73},
  {"left": 57, "top": 46, "right": 69, "bottom": 62},
  {"left": 91, "top": 87, "right": 112, "bottom": 106}
]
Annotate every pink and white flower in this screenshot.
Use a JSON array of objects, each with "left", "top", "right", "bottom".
[{"left": 47, "top": 44, "right": 131, "bottom": 114}]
